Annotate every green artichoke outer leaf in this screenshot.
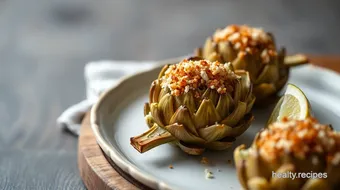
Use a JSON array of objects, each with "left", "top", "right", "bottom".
[
  {"left": 221, "top": 101, "right": 247, "bottom": 126},
  {"left": 216, "top": 93, "right": 233, "bottom": 119},
  {"left": 233, "top": 80, "right": 242, "bottom": 104},
  {"left": 246, "top": 95, "right": 256, "bottom": 114},
  {"left": 301, "top": 179, "right": 330, "bottom": 190},
  {"left": 284, "top": 54, "right": 309, "bottom": 67},
  {"left": 164, "top": 123, "right": 206, "bottom": 144},
  {"left": 204, "top": 137, "right": 234, "bottom": 150},
  {"left": 203, "top": 37, "right": 215, "bottom": 59},
  {"left": 158, "top": 87, "right": 170, "bottom": 101},
  {"left": 130, "top": 124, "right": 176, "bottom": 153},
  {"left": 235, "top": 70, "right": 252, "bottom": 101},
  {"left": 176, "top": 141, "right": 206, "bottom": 155},
  {"left": 158, "top": 94, "right": 175, "bottom": 125},
  {"left": 198, "top": 124, "right": 233, "bottom": 142},
  {"left": 325, "top": 161, "right": 340, "bottom": 188},
  {"left": 247, "top": 177, "right": 272, "bottom": 190},
  {"left": 202, "top": 88, "right": 219, "bottom": 106},
  {"left": 174, "top": 91, "right": 196, "bottom": 115},
  {"left": 145, "top": 113, "right": 154, "bottom": 128},
  {"left": 194, "top": 99, "right": 221, "bottom": 129},
  {"left": 158, "top": 64, "right": 169, "bottom": 79},
  {"left": 150, "top": 103, "right": 165, "bottom": 127},
  {"left": 255, "top": 63, "right": 280, "bottom": 85},
  {"left": 245, "top": 148, "right": 272, "bottom": 180},
  {"left": 149, "top": 80, "right": 161, "bottom": 103},
  {"left": 144, "top": 103, "right": 150, "bottom": 117},
  {"left": 169, "top": 106, "right": 198, "bottom": 136},
  {"left": 234, "top": 145, "right": 249, "bottom": 189},
  {"left": 270, "top": 164, "right": 302, "bottom": 190},
  {"left": 217, "top": 41, "right": 236, "bottom": 62},
  {"left": 229, "top": 113, "right": 254, "bottom": 137},
  {"left": 253, "top": 83, "right": 277, "bottom": 101},
  {"left": 231, "top": 55, "right": 247, "bottom": 71}
]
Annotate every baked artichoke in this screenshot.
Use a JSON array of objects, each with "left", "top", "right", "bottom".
[
  {"left": 195, "top": 25, "right": 309, "bottom": 103},
  {"left": 130, "top": 58, "right": 255, "bottom": 155},
  {"left": 234, "top": 117, "right": 340, "bottom": 190}
]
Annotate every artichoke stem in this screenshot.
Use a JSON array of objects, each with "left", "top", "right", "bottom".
[{"left": 130, "top": 125, "right": 176, "bottom": 153}]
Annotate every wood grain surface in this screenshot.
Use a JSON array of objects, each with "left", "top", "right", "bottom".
[
  {"left": 0, "top": 0, "right": 340, "bottom": 189},
  {"left": 78, "top": 55, "right": 340, "bottom": 190}
]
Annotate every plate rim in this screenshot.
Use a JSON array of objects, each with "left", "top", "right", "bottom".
[{"left": 90, "top": 61, "right": 340, "bottom": 190}]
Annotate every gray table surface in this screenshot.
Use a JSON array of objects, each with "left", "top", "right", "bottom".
[{"left": 0, "top": 0, "right": 339, "bottom": 189}]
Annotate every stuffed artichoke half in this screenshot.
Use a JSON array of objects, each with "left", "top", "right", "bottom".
[
  {"left": 130, "top": 58, "right": 255, "bottom": 155},
  {"left": 234, "top": 117, "right": 340, "bottom": 190},
  {"left": 195, "top": 25, "right": 309, "bottom": 102}
]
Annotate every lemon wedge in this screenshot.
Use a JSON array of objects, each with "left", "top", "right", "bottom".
[{"left": 267, "top": 84, "right": 311, "bottom": 125}]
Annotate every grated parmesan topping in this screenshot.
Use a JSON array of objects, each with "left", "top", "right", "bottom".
[
  {"left": 213, "top": 25, "right": 277, "bottom": 63},
  {"left": 256, "top": 117, "right": 340, "bottom": 164},
  {"left": 161, "top": 59, "right": 240, "bottom": 96}
]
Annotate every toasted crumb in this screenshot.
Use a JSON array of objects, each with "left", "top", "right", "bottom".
[
  {"left": 161, "top": 59, "right": 239, "bottom": 96},
  {"left": 256, "top": 117, "right": 340, "bottom": 164},
  {"left": 204, "top": 169, "right": 214, "bottom": 179},
  {"left": 227, "top": 159, "right": 232, "bottom": 164},
  {"left": 201, "top": 157, "right": 209, "bottom": 165},
  {"left": 213, "top": 25, "right": 277, "bottom": 63},
  {"left": 168, "top": 164, "right": 173, "bottom": 169}
]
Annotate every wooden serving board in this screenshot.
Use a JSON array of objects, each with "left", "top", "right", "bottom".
[{"left": 78, "top": 55, "right": 340, "bottom": 190}]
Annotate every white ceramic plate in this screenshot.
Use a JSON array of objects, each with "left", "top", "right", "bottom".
[{"left": 91, "top": 62, "right": 340, "bottom": 190}]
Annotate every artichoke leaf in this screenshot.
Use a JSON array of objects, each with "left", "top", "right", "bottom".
[
  {"left": 253, "top": 83, "right": 276, "bottom": 100},
  {"left": 158, "top": 64, "right": 169, "bottom": 79},
  {"left": 301, "top": 179, "right": 330, "bottom": 190},
  {"left": 235, "top": 70, "right": 251, "bottom": 101},
  {"left": 221, "top": 101, "right": 247, "bottom": 126},
  {"left": 217, "top": 41, "right": 236, "bottom": 62},
  {"left": 202, "top": 88, "right": 219, "bottom": 106},
  {"left": 159, "top": 87, "right": 170, "bottom": 101},
  {"left": 284, "top": 54, "right": 309, "bottom": 67},
  {"left": 270, "top": 164, "right": 301, "bottom": 190},
  {"left": 165, "top": 123, "right": 205, "bottom": 144},
  {"left": 130, "top": 124, "right": 176, "bottom": 153},
  {"left": 158, "top": 94, "right": 175, "bottom": 125},
  {"left": 198, "top": 124, "right": 233, "bottom": 142},
  {"left": 246, "top": 95, "right": 256, "bottom": 114},
  {"left": 177, "top": 141, "right": 205, "bottom": 155},
  {"left": 195, "top": 99, "right": 221, "bottom": 129},
  {"left": 182, "top": 91, "right": 197, "bottom": 114},
  {"left": 149, "top": 80, "right": 161, "bottom": 103},
  {"left": 229, "top": 113, "right": 254, "bottom": 137},
  {"left": 150, "top": 103, "right": 165, "bottom": 127},
  {"left": 145, "top": 113, "right": 154, "bottom": 128},
  {"left": 233, "top": 80, "right": 242, "bottom": 104},
  {"left": 255, "top": 64, "right": 280, "bottom": 85},
  {"left": 144, "top": 103, "right": 150, "bottom": 117},
  {"left": 234, "top": 145, "right": 249, "bottom": 189},
  {"left": 205, "top": 136, "right": 235, "bottom": 150},
  {"left": 216, "top": 93, "right": 233, "bottom": 119},
  {"left": 231, "top": 55, "right": 247, "bottom": 70},
  {"left": 247, "top": 177, "right": 272, "bottom": 190},
  {"left": 169, "top": 106, "right": 198, "bottom": 136},
  {"left": 203, "top": 37, "right": 215, "bottom": 58}
]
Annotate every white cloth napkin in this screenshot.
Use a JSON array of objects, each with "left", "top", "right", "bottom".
[{"left": 56, "top": 60, "right": 157, "bottom": 135}]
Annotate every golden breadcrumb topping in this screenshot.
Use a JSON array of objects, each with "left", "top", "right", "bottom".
[
  {"left": 213, "top": 25, "right": 277, "bottom": 63},
  {"left": 161, "top": 59, "right": 239, "bottom": 97},
  {"left": 256, "top": 117, "right": 340, "bottom": 164}
]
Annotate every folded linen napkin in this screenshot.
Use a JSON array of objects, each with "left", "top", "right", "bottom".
[{"left": 56, "top": 60, "right": 158, "bottom": 135}]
